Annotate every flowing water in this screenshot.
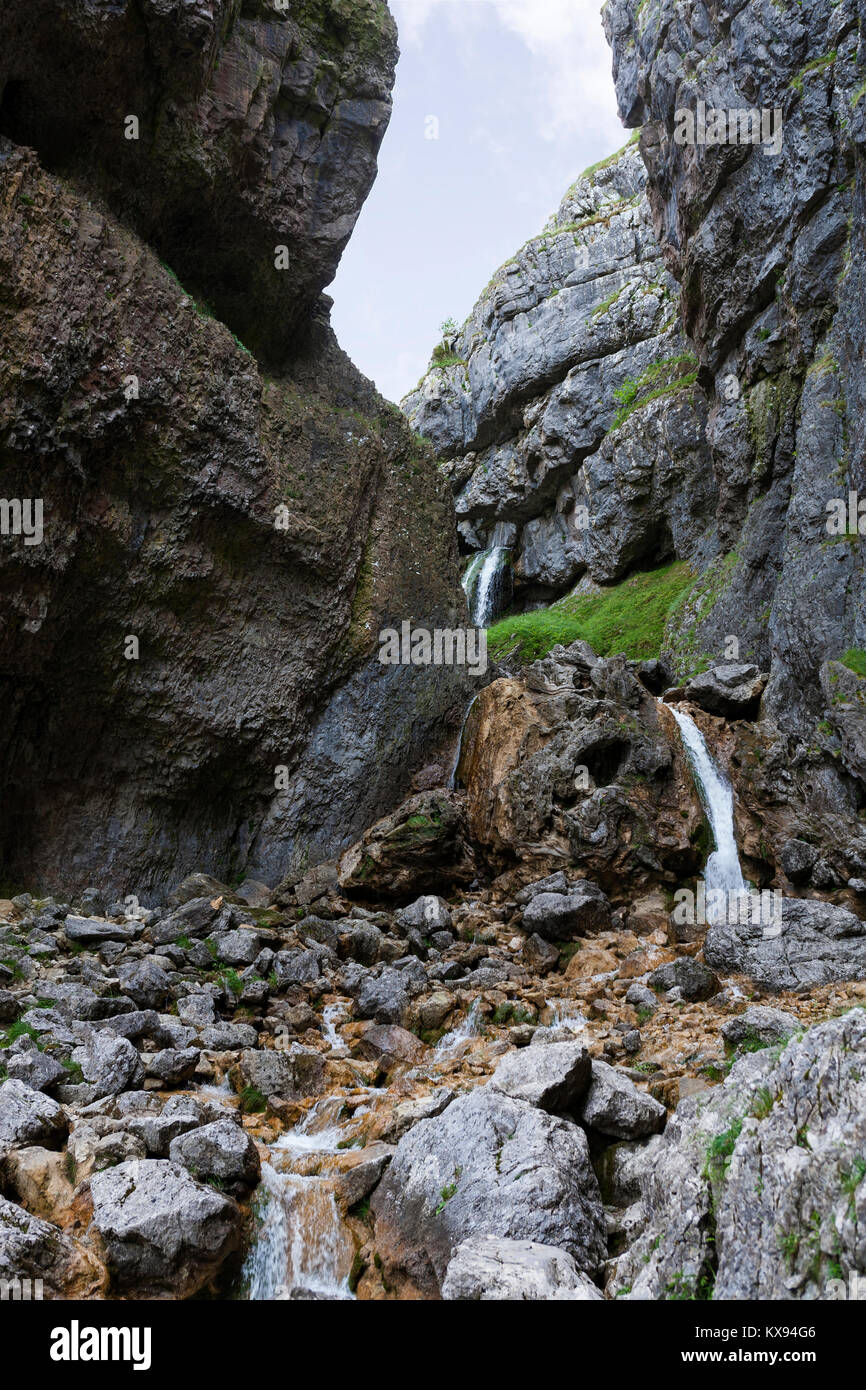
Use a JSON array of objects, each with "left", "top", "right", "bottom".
[
  {"left": 461, "top": 524, "right": 513, "bottom": 626},
  {"left": 449, "top": 694, "right": 478, "bottom": 790},
  {"left": 666, "top": 703, "right": 746, "bottom": 918},
  {"left": 435, "top": 999, "right": 483, "bottom": 1059},
  {"left": 242, "top": 1095, "right": 366, "bottom": 1301}
]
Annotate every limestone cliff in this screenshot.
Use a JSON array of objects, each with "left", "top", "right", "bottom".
[
  {"left": 603, "top": 0, "right": 866, "bottom": 739},
  {"left": 0, "top": 1, "right": 470, "bottom": 900},
  {"left": 402, "top": 144, "right": 717, "bottom": 605}
]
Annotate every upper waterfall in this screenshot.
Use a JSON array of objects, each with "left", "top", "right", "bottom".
[{"left": 666, "top": 704, "right": 746, "bottom": 915}]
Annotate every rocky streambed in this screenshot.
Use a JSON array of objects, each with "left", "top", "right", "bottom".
[{"left": 4, "top": 644, "right": 866, "bottom": 1302}]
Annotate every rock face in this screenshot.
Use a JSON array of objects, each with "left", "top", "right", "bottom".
[
  {"left": 603, "top": 0, "right": 866, "bottom": 740},
  {"left": 610, "top": 1014, "right": 866, "bottom": 1299},
  {"left": 705, "top": 897, "right": 866, "bottom": 991},
  {"left": 370, "top": 1086, "right": 607, "bottom": 1296},
  {"left": 0, "top": 1195, "right": 106, "bottom": 1299},
  {"left": 459, "top": 643, "right": 705, "bottom": 896},
  {"left": 403, "top": 144, "right": 716, "bottom": 609},
  {"left": 0, "top": 6, "right": 470, "bottom": 901},
  {"left": 0, "top": 0, "right": 398, "bottom": 366}
]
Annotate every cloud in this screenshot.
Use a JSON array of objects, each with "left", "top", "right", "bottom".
[{"left": 391, "top": 0, "right": 622, "bottom": 142}]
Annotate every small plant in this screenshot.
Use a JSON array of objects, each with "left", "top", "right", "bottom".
[
  {"left": 752, "top": 1086, "right": 776, "bottom": 1119},
  {"left": 778, "top": 1230, "right": 799, "bottom": 1269},
  {"left": 221, "top": 968, "right": 245, "bottom": 998},
  {"left": 175, "top": 935, "right": 193, "bottom": 949},
  {"left": 434, "top": 1167, "right": 462, "bottom": 1214},
  {"left": 439, "top": 317, "right": 458, "bottom": 337},
  {"left": 240, "top": 1085, "right": 267, "bottom": 1114},
  {"left": 703, "top": 1117, "right": 743, "bottom": 1179}
]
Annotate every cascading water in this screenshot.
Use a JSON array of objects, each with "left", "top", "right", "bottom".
[
  {"left": 241, "top": 1099, "right": 357, "bottom": 1301},
  {"left": 449, "top": 694, "right": 478, "bottom": 790},
  {"left": 461, "top": 523, "right": 513, "bottom": 626},
  {"left": 666, "top": 704, "right": 746, "bottom": 920}
]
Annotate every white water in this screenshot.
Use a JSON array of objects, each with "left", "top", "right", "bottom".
[
  {"left": 449, "top": 695, "right": 478, "bottom": 790},
  {"left": 461, "top": 524, "right": 513, "bottom": 626},
  {"left": 666, "top": 704, "right": 746, "bottom": 917},
  {"left": 436, "top": 999, "right": 483, "bottom": 1058},
  {"left": 321, "top": 1002, "right": 348, "bottom": 1054},
  {"left": 472, "top": 546, "right": 510, "bottom": 626},
  {"left": 243, "top": 1163, "right": 354, "bottom": 1301}
]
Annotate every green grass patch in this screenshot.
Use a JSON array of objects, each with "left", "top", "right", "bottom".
[
  {"left": 840, "top": 648, "right": 866, "bottom": 678},
  {"left": 239, "top": 1085, "right": 267, "bottom": 1114},
  {"left": 611, "top": 353, "right": 699, "bottom": 430},
  {"left": 790, "top": 50, "right": 836, "bottom": 93},
  {"left": 487, "top": 561, "right": 695, "bottom": 665}
]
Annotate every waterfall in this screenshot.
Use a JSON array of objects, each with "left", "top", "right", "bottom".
[
  {"left": 461, "top": 524, "right": 513, "bottom": 626},
  {"left": 666, "top": 704, "right": 746, "bottom": 920},
  {"left": 241, "top": 1099, "right": 357, "bottom": 1301},
  {"left": 449, "top": 694, "right": 478, "bottom": 790},
  {"left": 436, "top": 999, "right": 482, "bottom": 1058}
]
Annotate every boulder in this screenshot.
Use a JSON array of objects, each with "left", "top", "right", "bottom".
[
  {"left": 0, "top": 1079, "right": 68, "bottom": 1150},
  {"left": 721, "top": 1006, "right": 800, "bottom": 1050},
  {"left": 647, "top": 957, "right": 718, "bottom": 1001},
  {"left": 89, "top": 1160, "right": 240, "bottom": 1297},
  {"left": 234, "top": 1048, "right": 324, "bottom": 1103},
  {"left": 116, "top": 959, "right": 173, "bottom": 1011},
  {"left": 338, "top": 791, "right": 475, "bottom": 898},
  {"left": 521, "top": 934, "right": 560, "bottom": 975},
  {"left": 705, "top": 897, "right": 866, "bottom": 990},
  {"left": 779, "top": 839, "right": 820, "bottom": 886},
  {"left": 168, "top": 875, "right": 241, "bottom": 905},
  {"left": 683, "top": 664, "right": 767, "bottom": 718},
  {"left": 169, "top": 1119, "right": 260, "bottom": 1193},
  {"left": 0, "top": 990, "right": 17, "bottom": 1025},
  {"left": 515, "top": 873, "right": 569, "bottom": 906},
  {"left": 522, "top": 882, "right": 611, "bottom": 941},
  {"left": 489, "top": 1042, "right": 591, "bottom": 1112},
  {"left": 213, "top": 928, "right": 262, "bottom": 967},
  {"left": 395, "top": 896, "right": 453, "bottom": 934},
  {"left": 272, "top": 948, "right": 321, "bottom": 988},
  {"left": 64, "top": 915, "right": 137, "bottom": 945},
  {"left": 353, "top": 967, "right": 415, "bottom": 1025},
  {"left": 354, "top": 1024, "right": 426, "bottom": 1068},
  {"left": 71, "top": 1029, "right": 145, "bottom": 1099},
  {"left": 145, "top": 1048, "right": 201, "bottom": 1086},
  {"left": 610, "top": 1014, "right": 866, "bottom": 1299},
  {"left": 442, "top": 1235, "right": 604, "bottom": 1301},
  {"left": 0, "top": 1195, "right": 106, "bottom": 1298},
  {"left": 198, "top": 1022, "right": 259, "bottom": 1051},
  {"left": 370, "top": 1087, "right": 606, "bottom": 1296},
  {"left": 3, "top": 1047, "right": 66, "bottom": 1092},
  {"left": 579, "top": 1061, "right": 667, "bottom": 1139}
]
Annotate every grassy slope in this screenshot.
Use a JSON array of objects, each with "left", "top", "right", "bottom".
[{"left": 486, "top": 562, "right": 695, "bottom": 665}]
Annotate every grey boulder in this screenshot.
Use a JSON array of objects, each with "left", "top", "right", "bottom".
[
  {"left": 522, "top": 881, "right": 611, "bottom": 941},
  {"left": 579, "top": 1060, "right": 666, "bottom": 1139},
  {"left": 705, "top": 897, "right": 866, "bottom": 990},
  {"left": 442, "top": 1235, "right": 603, "bottom": 1301},
  {"left": 0, "top": 1079, "right": 68, "bottom": 1150},
  {"left": 489, "top": 1041, "right": 591, "bottom": 1112},
  {"left": 370, "top": 1086, "right": 606, "bottom": 1296},
  {"left": 90, "top": 1159, "right": 241, "bottom": 1297},
  {"left": 169, "top": 1118, "right": 260, "bottom": 1192}
]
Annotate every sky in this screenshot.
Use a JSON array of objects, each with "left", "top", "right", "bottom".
[{"left": 329, "top": 0, "right": 628, "bottom": 405}]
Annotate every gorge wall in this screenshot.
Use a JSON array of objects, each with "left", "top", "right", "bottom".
[
  {"left": 406, "top": 0, "right": 866, "bottom": 760},
  {"left": 0, "top": 0, "right": 471, "bottom": 902}
]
